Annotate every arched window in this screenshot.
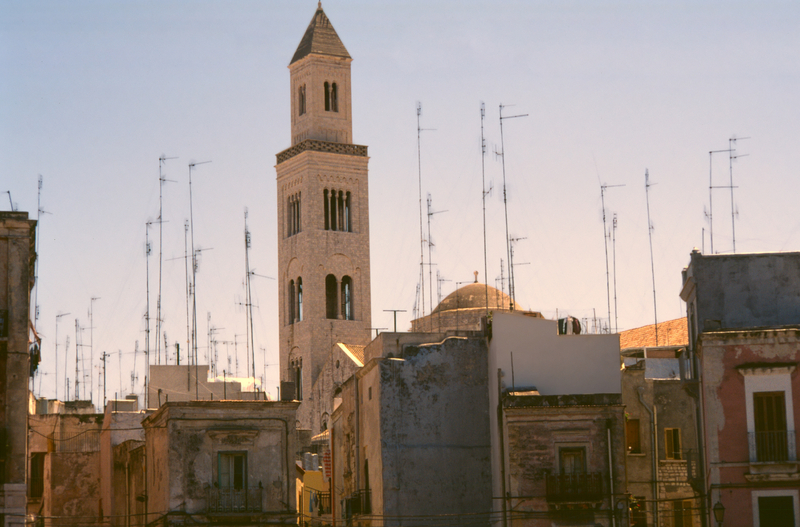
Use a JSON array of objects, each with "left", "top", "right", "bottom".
[
  {"left": 297, "top": 277, "right": 303, "bottom": 322},
  {"left": 287, "top": 193, "right": 301, "bottom": 237},
  {"left": 326, "top": 274, "right": 338, "bottom": 319},
  {"left": 324, "top": 82, "right": 330, "bottom": 112},
  {"left": 294, "top": 359, "right": 303, "bottom": 400},
  {"left": 323, "top": 189, "right": 329, "bottom": 230},
  {"left": 341, "top": 276, "right": 353, "bottom": 320},
  {"left": 298, "top": 84, "right": 306, "bottom": 116},
  {"left": 337, "top": 191, "right": 344, "bottom": 231},
  {"left": 288, "top": 280, "right": 295, "bottom": 323},
  {"left": 331, "top": 82, "right": 338, "bottom": 112},
  {"left": 344, "top": 191, "right": 351, "bottom": 232},
  {"left": 330, "top": 188, "right": 338, "bottom": 231}
]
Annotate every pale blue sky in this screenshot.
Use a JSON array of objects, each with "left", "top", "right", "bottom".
[{"left": 2, "top": 0, "right": 799, "bottom": 405}]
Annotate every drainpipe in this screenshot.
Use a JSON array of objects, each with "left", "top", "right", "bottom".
[
  {"left": 607, "top": 420, "right": 616, "bottom": 527},
  {"left": 637, "top": 387, "right": 659, "bottom": 527}
]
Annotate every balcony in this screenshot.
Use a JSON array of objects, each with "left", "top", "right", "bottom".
[
  {"left": 344, "top": 490, "right": 371, "bottom": 519},
  {"left": 316, "top": 491, "right": 331, "bottom": 515},
  {"left": 546, "top": 472, "right": 604, "bottom": 502},
  {"left": 207, "top": 487, "right": 262, "bottom": 513},
  {"left": 749, "top": 430, "right": 797, "bottom": 463}
]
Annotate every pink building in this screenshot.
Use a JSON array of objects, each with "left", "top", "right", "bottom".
[{"left": 681, "top": 250, "right": 800, "bottom": 527}]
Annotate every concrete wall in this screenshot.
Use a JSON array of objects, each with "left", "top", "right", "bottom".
[
  {"left": 142, "top": 401, "right": 299, "bottom": 523},
  {"left": 147, "top": 365, "right": 267, "bottom": 408},
  {"left": 333, "top": 334, "right": 492, "bottom": 525},
  {"left": 681, "top": 250, "right": 800, "bottom": 334}
]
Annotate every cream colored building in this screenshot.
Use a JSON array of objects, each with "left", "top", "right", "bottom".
[{"left": 276, "top": 4, "right": 372, "bottom": 435}]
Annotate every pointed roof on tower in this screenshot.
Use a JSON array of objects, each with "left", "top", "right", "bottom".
[{"left": 291, "top": 3, "right": 351, "bottom": 65}]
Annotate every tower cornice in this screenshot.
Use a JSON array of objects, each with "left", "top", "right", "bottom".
[{"left": 276, "top": 139, "right": 368, "bottom": 165}]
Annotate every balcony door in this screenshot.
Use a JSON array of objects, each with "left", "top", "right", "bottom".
[
  {"left": 219, "top": 452, "right": 247, "bottom": 490},
  {"left": 754, "top": 391, "right": 788, "bottom": 462},
  {"left": 560, "top": 447, "right": 586, "bottom": 474}
]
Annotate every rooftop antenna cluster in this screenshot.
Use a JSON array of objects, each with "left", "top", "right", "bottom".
[
  {"left": 156, "top": 155, "right": 178, "bottom": 367},
  {"left": 415, "top": 103, "right": 435, "bottom": 320},
  {"left": 599, "top": 181, "right": 624, "bottom": 333}
]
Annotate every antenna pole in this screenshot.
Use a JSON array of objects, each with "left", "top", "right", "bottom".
[
  {"left": 728, "top": 136, "right": 750, "bottom": 253},
  {"left": 184, "top": 221, "right": 191, "bottom": 366},
  {"left": 55, "top": 312, "right": 70, "bottom": 400},
  {"left": 612, "top": 214, "right": 619, "bottom": 333},
  {"left": 75, "top": 319, "right": 80, "bottom": 400},
  {"left": 600, "top": 183, "right": 624, "bottom": 333},
  {"left": 644, "top": 170, "right": 659, "bottom": 345},
  {"left": 89, "top": 296, "right": 100, "bottom": 407},
  {"left": 416, "top": 102, "right": 427, "bottom": 319},
  {"left": 244, "top": 209, "right": 256, "bottom": 379},
  {"left": 498, "top": 104, "right": 528, "bottom": 311},
  {"left": 101, "top": 351, "right": 109, "bottom": 408},
  {"left": 189, "top": 160, "right": 211, "bottom": 399},
  {"left": 480, "top": 103, "right": 490, "bottom": 317},
  {"left": 156, "top": 155, "right": 177, "bottom": 367}
]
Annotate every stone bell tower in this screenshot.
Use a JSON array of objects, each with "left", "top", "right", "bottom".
[{"left": 276, "top": 4, "right": 372, "bottom": 433}]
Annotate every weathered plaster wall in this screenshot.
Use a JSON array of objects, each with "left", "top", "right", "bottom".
[
  {"left": 685, "top": 251, "right": 800, "bottom": 332},
  {"left": 45, "top": 452, "right": 102, "bottom": 524},
  {"left": 377, "top": 336, "right": 492, "bottom": 521},
  {"left": 143, "top": 401, "right": 299, "bottom": 521}
]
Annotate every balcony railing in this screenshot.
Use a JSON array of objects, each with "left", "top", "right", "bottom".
[
  {"left": 207, "top": 487, "right": 262, "bottom": 513},
  {"left": 749, "top": 430, "right": 797, "bottom": 463},
  {"left": 344, "top": 490, "right": 371, "bottom": 519},
  {"left": 546, "top": 472, "right": 604, "bottom": 502},
  {"left": 316, "top": 491, "right": 331, "bottom": 515}
]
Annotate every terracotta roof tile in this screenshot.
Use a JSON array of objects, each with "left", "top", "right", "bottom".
[{"left": 619, "top": 318, "right": 688, "bottom": 349}]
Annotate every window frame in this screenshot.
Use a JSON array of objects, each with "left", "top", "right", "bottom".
[
  {"left": 751, "top": 489, "right": 800, "bottom": 527},
  {"left": 741, "top": 366, "right": 796, "bottom": 463},
  {"left": 665, "top": 428, "right": 682, "bottom": 460},
  {"left": 626, "top": 418, "right": 642, "bottom": 454},
  {"left": 218, "top": 451, "right": 248, "bottom": 490}
]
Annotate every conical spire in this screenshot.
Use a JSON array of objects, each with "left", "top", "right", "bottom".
[{"left": 290, "top": 4, "right": 351, "bottom": 65}]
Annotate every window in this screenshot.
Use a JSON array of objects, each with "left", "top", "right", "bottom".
[
  {"left": 326, "top": 274, "right": 338, "bottom": 319},
  {"left": 368, "top": 386, "right": 372, "bottom": 400},
  {"left": 324, "top": 81, "right": 338, "bottom": 112},
  {"left": 754, "top": 391, "right": 788, "bottom": 462},
  {"left": 287, "top": 192, "right": 301, "bottom": 236},
  {"left": 665, "top": 428, "right": 682, "bottom": 460},
  {"left": 294, "top": 360, "right": 303, "bottom": 401},
  {"left": 324, "top": 189, "right": 352, "bottom": 232},
  {"left": 218, "top": 452, "right": 247, "bottom": 490},
  {"left": 288, "top": 280, "right": 295, "bottom": 323},
  {"left": 559, "top": 447, "right": 586, "bottom": 474},
  {"left": 324, "top": 82, "right": 330, "bottom": 111},
  {"left": 753, "top": 491, "right": 799, "bottom": 527},
  {"left": 626, "top": 419, "right": 641, "bottom": 454},
  {"left": 671, "top": 500, "right": 693, "bottom": 527},
  {"left": 30, "top": 452, "right": 45, "bottom": 498},
  {"left": 341, "top": 276, "right": 353, "bottom": 320},
  {"left": 297, "top": 278, "right": 303, "bottom": 322},
  {"left": 298, "top": 84, "right": 306, "bottom": 116},
  {"left": 630, "top": 496, "right": 647, "bottom": 527}
]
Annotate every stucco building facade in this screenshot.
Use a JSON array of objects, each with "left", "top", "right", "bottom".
[{"left": 680, "top": 250, "right": 800, "bottom": 527}]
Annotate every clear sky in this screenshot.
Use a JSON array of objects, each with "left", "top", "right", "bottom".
[{"left": 2, "top": 0, "right": 799, "bottom": 406}]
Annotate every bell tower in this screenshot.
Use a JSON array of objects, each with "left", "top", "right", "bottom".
[{"left": 276, "top": 4, "right": 372, "bottom": 434}]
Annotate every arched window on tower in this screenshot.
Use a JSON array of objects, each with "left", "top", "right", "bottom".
[
  {"left": 297, "top": 277, "right": 303, "bottom": 322},
  {"left": 298, "top": 84, "right": 306, "bottom": 116},
  {"left": 323, "top": 189, "right": 329, "bottom": 230},
  {"left": 294, "top": 359, "right": 303, "bottom": 400},
  {"left": 326, "top": 274, "right": 338, "bottom": 319},
  {"left": 341, "top": 276, "right": 353, "bottom": 320},
  {"left": 288, "top": 280, "right": 295, "bottom": 324},
  {"left": 344, "top": 191, "right": 351, "bottom": 232},
  {"left": 331, "top": 82, "right": 338, "bottom": 112},
  {"left": 330, "top": 189, "right": 338, "bottom": 231},
  {"left": 287, "top": 193, "right": 301, "bottom": 237},
  {"left": 324, "top": 82, "right": 331, "bottom": 112}
]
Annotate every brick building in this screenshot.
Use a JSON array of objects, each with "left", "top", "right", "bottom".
[{"left": 276, "top": 3, "right": 372, "bottom": 436}]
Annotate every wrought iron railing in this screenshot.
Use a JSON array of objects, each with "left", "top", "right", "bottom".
[
  {"left": 207, "top": 487, "right": 262, "bottom": 513},
  {"left": 344, "top": 489, "right": 371, "bottom": 518},
  {"left": 749, "top": 430, "right": 796, "bottom": 463},
  {"left": 317, "top": 491, "right": 331, "bottom": 515},
  {"left": 545, "top": 472, "right": 604, "bottom": 502}
]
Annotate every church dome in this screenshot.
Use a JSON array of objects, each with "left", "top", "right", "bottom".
[{"left": 432, "top": 282, "right": 513, "bottom": 314}]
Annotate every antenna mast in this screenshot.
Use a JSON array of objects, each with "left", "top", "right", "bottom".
[
  {"left": 188, "top": 160, "right": 211, "bottom": 398},
  {"left": 644, "top": 170, "right": 659, "bottom": 345},
  {"left": 728, "top": 136, "right": 749, "bottom": 253},
  {"left": 480, "top": 103, "right": 490, "bottom": 317},
  {"left": 707, "top": 147, "right": 731, "bottom": 254},
  {"left": 498, "top": 104, "right": 528, "bottom": 311},
  {"left": 612, "top": 214, "right": 619, "bottom": 333},
  {"left": 89, "top": 296, "right": 100, "bottom": 407},
  {"left": 244, "top": 209, "right": 256, "bottom": 379},
  {"left": 600, "top": 182, "right": 624, "bottom": 332},
  {"left": 415, "top": 103, "right": 436, "bottom": 319},
  {"left": 156, "top": 155, "right": 177, "bottom": 367}
]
